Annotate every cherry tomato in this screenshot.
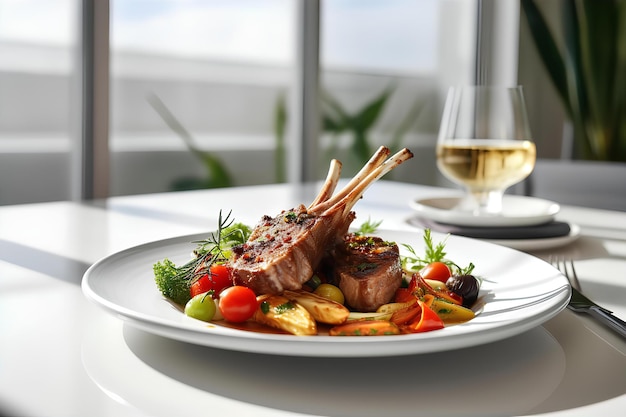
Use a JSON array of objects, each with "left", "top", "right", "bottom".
[
  {"left": 420, "top": 262, "right": 451, "bottom": 283},
  {"left": 184, "top": 292, "right": 216, "bottom": 322},
  {"left": 218, "top": 286, "right": 258, "bottom": 323},
  {"left": 190, "top": 263, "right": 233, "bottom": 298}
]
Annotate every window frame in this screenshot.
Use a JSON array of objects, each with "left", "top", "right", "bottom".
[{"left": 0, "top": 0, "right": 528, "bottom": 204}]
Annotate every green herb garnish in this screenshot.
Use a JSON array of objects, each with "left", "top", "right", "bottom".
[
  {"left": 153, "top": 210, "right": 251, "bottom": 305},
  {"left": 401, "top": 229, "right": 475, "bottom": 276},
  {"left": 354, "top": 218, "right": 382, "bottom": 236},
  {"left": 275, "top": 301, "right": 296, "bottom": 314},
  {"left": 260, "top": 301, "right": 270, "bottom": 314},
  {"left": 356, "top": 262, "right": 378, "bottom": 272}
]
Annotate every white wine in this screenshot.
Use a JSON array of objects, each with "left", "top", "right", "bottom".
[{"left": 436, "top": 140, "right": 536, "bottom": 190}]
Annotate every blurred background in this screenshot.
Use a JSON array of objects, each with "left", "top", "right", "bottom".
[{"left": 0, "top": 0, "right": 624, "bottom": 209}]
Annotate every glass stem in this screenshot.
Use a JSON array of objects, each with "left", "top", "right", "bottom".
[{"left": 470, "top": 189, "right": 504, "bottom": 215}]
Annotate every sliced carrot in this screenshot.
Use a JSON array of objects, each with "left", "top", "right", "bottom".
[{"left": 329, "top": 320, "right": 400, "bottom": 336}]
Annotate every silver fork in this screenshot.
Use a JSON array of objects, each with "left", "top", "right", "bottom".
[{"left": 551, "top": 257, "right": 626, "bottom": 338}]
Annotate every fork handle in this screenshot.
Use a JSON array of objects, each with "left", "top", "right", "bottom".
[{"left": 588, "top": 306, "right": 626, "bottom": 338}]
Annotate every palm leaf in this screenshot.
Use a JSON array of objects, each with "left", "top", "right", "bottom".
[
  {"left": 521, "top": 0, "right": 573, "bottom": 117},
  {"left": 522, "top": 0, "right": 626, "bottom": 161}
]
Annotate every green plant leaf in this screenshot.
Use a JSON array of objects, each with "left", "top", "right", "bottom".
[
  {"left": 352, "top": 87, "right": 393, "bottom": 133},
  {"left": 322, "top": 113, "right": 348, "bottom": 133},
  {"left": 388, "top": 99, "right": 425, "bottom": 152},
  {"left": 522, "top": 0, "right": 626, "bottom": 161},
  {"left": 274, "top": 92, "right": 287, "bottom": 183},
  {"left": 148, "top": 93, "right": 233, "bottom": 188},
  {"left": 521, "top": 0, "right": 573, "bottom": 117},
  {"left": 321, "top": 90, "right": 351, "bottom": 134}
]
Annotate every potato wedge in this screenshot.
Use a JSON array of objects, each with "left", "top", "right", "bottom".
[
  {"left": 430, "top": 299, "right": 475, "bottom": 324},
  {"left": 283, "top": 290, "right": 350, "bottom": 325},
  {"left": 253, "top": 294, "right": 317, "bottom": 335}
]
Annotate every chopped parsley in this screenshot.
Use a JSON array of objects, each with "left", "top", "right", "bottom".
[{"left": 354, "top": 218, "right": 383, "bottom": 236}]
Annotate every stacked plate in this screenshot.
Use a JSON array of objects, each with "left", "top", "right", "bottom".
[{"left": 407, "top": 195, "right": 580, "bottom": 251}]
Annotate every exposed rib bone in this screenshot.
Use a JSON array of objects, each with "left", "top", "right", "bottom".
[
  {"left": 230, "top": 146, "right": 413, "bottom": 295},
  {"left": 335, "top": 148, "right": 413, "bottom": 216},
  {"left": 311, "top": 147, "right": 412, "bottom": 215},
  {"left": 309, "top": 146, "right": 390, "bottom": 214},
  {"left": 308, "top": 159, "right": 342, "bottom": 209}
]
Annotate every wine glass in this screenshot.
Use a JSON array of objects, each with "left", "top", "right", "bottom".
[{"left": 436, "top": 85, "right": 536, "bottom": 215}]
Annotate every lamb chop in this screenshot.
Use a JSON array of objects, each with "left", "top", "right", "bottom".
[
  {"left": 230, "top": 146, "right": 413, "bottom": 295},
  {"left": 332, "top": 234, "right": 402, "bottom": 312}
]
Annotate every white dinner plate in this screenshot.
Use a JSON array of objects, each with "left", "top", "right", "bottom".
[
  {"left": 82, "top": 229, "right": 570, "bottom": 357},
  {"left": 409, "top": 195, "right": 561, "bottom": 227}
]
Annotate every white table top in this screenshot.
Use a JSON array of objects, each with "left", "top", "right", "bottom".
[{"left": 1, "top": 180, "right": 625, "bottom": 417}]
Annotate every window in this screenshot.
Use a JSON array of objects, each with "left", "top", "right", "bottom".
[
  {"left": 109, "top": 0, "right": 296, "bottom": 194},
  {"left": 0, "top": 0, "right": 481, "bottom": 204},
  {"left": 318, "top": 0, "right": 475, "bottom": 183},
  {"left": 322, "top": 0, "right": 438, "bottom": 74},
  {"left": 0, "top": 0, "right": 77, "bottom": 204}
]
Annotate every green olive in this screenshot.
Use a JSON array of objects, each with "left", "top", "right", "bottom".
[
  {"left": 184, "top": 292, "right": 216, "bottom": 322},
  {"left": 314, "top": 283, "right": 345, "bottom": 305}
]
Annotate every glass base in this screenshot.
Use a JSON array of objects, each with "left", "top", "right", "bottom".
[{"left": 456, "top": 190, "right": 504, "bottom": 216}]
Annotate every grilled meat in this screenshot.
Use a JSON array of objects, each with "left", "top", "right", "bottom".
[
  {"left": 230, "top": 146, "right": 413, "bottom": 295},
  {"left": 333, "top": 234, "right": 402, "bottom": 312},
  {"left": 230, "top": 205, "right": 354, "bottom": 294}
]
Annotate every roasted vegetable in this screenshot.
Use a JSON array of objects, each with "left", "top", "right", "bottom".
[
  {"left": 329, "top": 320, "right": 400, "bottom": 336},
  {"left": 253, "top": 294, "right": 317, "bottom": 335},
  {"left": 154, "top": 259, "right": 192, "bottom": 305},
  {"left": 346, "top": 311, "right": 393, "bottom": 322},
  {"left": 400, "top": 297, "right": 444, "bottom": 333},
  {"left": 283, "top": 290, "right": 349, "bottom": 325},
  {"left": 376, "top": 300, "right": 416, "bottom": 315},
  {"left": 153, "top": 211, "right": 251, "bottom": 305},
  {"left": 446, "top": 274, "right": 480, "bottom": 308},
  {"left": 430, "top": 299, "right": 475, "bottom": 324}
]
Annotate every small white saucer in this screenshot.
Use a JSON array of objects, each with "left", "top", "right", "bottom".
[
  {"left": 485, "top": 224, "right": 581, "bottom": 251},
  {"left": 409, "top": 195, "right": 561, "bottom": 227}
]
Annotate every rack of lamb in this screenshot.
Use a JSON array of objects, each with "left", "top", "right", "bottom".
[{"left": 230, "top": 146, "right": 413, "bottom": 296}]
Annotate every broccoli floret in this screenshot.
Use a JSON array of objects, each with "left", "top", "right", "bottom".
[
  {"left": 153, "top": 211, "right": 252, "bottom": 306},
  {"left": 153, "top": 259, "right": 192, "bottom": 305}
]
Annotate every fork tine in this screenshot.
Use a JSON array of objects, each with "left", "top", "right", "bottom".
[
  {"left": 567, "top": 259, "right": 582, "bottom": 292},
  {"left": 549, "top": 255, "right": 563, "bottom": 277},
  {"left": 549, "top": 256, "right": 581, "bottom": 291}
]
